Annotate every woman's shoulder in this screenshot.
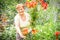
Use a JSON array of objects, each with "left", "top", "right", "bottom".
[
  {"left": 14, "top": 14, "right": 20, "bottom": 19},
  {"left": 25, "top": 12, "right": 30, "bottom": 17},
  {"left": 25, "top": 12, "right": 31, "bottom": 20}
]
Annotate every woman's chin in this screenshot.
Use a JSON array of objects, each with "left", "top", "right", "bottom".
[
  {"left": 20, "top": 13, "right": 24, "bottom": 15},
  {"left": 20, "top": 13, "right": 23, "bottom": 15}
]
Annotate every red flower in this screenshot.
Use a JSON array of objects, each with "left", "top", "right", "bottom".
[
  {"left": 41, "top": 2, "right": 48, "bottom": 10},
  {"left": 55, "top": 32, "right": 60, "bottom": 36},
  {"left": 55, "top": 31, "right": 60, "bottom": 39},
  {"left": 39, "top": 0, "right": 48, "bottom": 10}
]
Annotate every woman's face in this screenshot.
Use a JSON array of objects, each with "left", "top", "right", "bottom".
[{"left": 16, "top": 5, "right": 24, "bottom": 14}]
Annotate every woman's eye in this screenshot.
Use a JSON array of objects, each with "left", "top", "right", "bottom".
[{"left": 20, "top": 9, "right": 22, "bottom": 10}]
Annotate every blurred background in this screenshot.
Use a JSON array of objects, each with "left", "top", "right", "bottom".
[{"left": 0, "top": 0, "right": 60, "bottom": 40}]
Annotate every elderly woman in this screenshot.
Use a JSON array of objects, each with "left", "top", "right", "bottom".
[{"left": 14, "top": 4, "right": 31, "bottom": 40}]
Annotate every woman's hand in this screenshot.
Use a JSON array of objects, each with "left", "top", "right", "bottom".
[{"left": 20, "top": 35, "right": 26, "bottom": 39}]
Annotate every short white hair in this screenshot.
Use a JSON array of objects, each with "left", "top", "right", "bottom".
[{"left": 16, "top": 3, "right": 24, "bottom": 9}]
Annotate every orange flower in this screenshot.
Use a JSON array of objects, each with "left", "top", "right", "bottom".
[
  {"left": 25, "top": 1, "right": 37, "bottom": 8},
  {"left": 32, "top": 29, "right": 37, "bottom": 34},
  {"left": 32, "top": 1, "right": 37, "bottom": 7},
  {"left": 30, "top": 2, "right": 33, "bottom": 7},
  {"left": 22, "top": 28, "right": 28, "bottom": 35},
  {"left": 25, "top": 2, "right": 31, "bottom": 8},
  {"left": 2, "top": 18, "right": 7, "bottom": 22},
  {"left": 39, "top": 0, "right": 44, "bottom": 3}
]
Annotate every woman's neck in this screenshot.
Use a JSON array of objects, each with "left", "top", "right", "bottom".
[{"left": 18, "top": 12, "right": 26, "bottom": 21}]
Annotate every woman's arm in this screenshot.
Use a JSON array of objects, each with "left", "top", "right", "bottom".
[{"left": 14, "top": 16, "right": 25, "bottom": 38}]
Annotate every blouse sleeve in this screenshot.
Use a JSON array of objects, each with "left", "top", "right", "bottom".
[
  {"left": 14, "top": 15, "right": 20, "bottom": 27},
  {"left": 28, "top": 13, "right": 31, "bottom": 22}
]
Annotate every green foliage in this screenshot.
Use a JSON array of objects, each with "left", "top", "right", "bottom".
[
  {"left": 0, "top": 0, "right": 60, "bottom": 40},
  {"left": 25, "top": 5, "right": 57, "bottom": 40},
  {"left": 1, "top": 25, "right": 16, "bottom": 40}
]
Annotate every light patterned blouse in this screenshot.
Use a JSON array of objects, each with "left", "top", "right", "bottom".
[{"left": 14, "top": 12, "right": 31, "bottom": 29}]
